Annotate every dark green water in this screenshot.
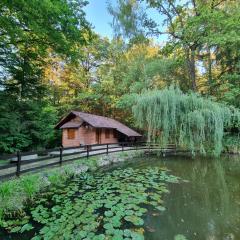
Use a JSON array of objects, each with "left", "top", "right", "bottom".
[
  {"left": 127, "top": 154, "right": 240, "bottom": 240},
  {"left": 1, "top": 154, "right": 240, "bottom": 240}
]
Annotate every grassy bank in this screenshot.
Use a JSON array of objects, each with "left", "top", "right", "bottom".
[{"left": 0, "top": 151, "right": 144, "bottom": 225}]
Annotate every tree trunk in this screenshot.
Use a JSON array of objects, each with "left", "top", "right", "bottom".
[
  {"left": 207, "top": 46, "right": 213, "bottom": 94},
  {"left": 190, "top": 48, "right": 197, "bottom": 91},
  {"left": 185, "top": 47, "right": 197, "bottom": 91}
]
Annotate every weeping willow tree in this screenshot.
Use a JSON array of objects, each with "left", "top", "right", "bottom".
[{"left": 133, "top": 86, "right": 240, "bottom": 156}]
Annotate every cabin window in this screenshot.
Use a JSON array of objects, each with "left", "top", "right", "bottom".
[
  {"left": 67, "top": 129, "right": 76, "bottom": 139},
  {"left": 113, "top": 130, "right": 117, "bottom": 138},
  {"left": 105, "top": 129, "right": 110, "bottom": 139}
]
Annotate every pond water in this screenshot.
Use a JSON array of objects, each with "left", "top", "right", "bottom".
[
  {"left": 132, "top": 155, "right": 240, "bottom": 240},
  {"left": 1, "top": 153, "right": 240, "bottom": 240}
]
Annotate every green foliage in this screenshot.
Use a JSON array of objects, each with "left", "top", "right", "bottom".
[
  {"left": 0, "top": 0, "right": 90, "bottom": 98},
  {"left": 133, "top": 86, "right": 240, "bottom": 156},
  {"left": 1, "top": 166, "right": 180, "bottom": 238},
  {"left": 223, "top": 133, "right": 240, "bottom": 153},
  {"left": 0, "top": 0, "right": 239, "bottom": 154},
  {"left": 0, "top": 153, "right": 126, "bottom": 222},
  {"left": 108, "top": 0, "right": 148, "bottom": 44},
  {"left": 0, "top": 92, "right": 59, "bottom": 153},
  {"left": 0, "top": 0, "right": 91, "bottom": 153},
  {"left": 110, "top": 0, "right": 240, "bottom": 100}
]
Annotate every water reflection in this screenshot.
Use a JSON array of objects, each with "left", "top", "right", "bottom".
[{"left": 133, "top": 154, "right": 240, "bottom": 240}]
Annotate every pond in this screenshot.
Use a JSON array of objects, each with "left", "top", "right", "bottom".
[{"left": 1, "top": 154, "right": 240, "bottom": 240}]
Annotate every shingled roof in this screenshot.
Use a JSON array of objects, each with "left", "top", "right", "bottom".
[
  {"left": 56, "top": 111, "right": 142, "bottom": 137},
  {"left": 60, "top": 121, "right": 82, "bottom": 129}
]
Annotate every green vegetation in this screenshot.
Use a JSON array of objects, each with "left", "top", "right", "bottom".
[
  {"left": 0, "top": 0, "right": 239, "bottom": 154},
  {"left": 1, "top": 2, "right": 240, "bottom": 239},
  {"left": 0, "top": 160, "right": 9, "bottom": 166},
  {"left": 223, "top": 133, "right": 240, "bottom": 153},
  {"left": 0, "top": 0, "right": 90, "bottom": 153},
  {"left": 0, "top": 166, "right": 180, "bottom": 239},
  {"left": 0, "top": 151, "right": 143, "bottom": 221},
  {"left": 0, "top": 156, "right": 97, "bottom": 221},
  {"left": 133, "top": 86, "right": 240, "bottom": 156}
]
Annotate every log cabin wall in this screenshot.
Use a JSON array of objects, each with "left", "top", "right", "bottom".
[
  {"left": 62, "top": 127, "right": 118, "bottom": 147},
  {"left": 99, "top": 128, "right": 118, "bottom": 144}
]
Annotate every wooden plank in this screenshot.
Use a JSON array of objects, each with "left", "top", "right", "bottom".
[
  {"left": 20, "top": 161, "right": 60, "bottom": 174},
  {"left": 0, "top": 143, "right": 183, "bottom": 180},
  {"left": 0, "top": 153, "right": 17, "bottom": 161},
  {"left": 20, "top": 155, "right": 59, "bottom": 165},
  {"left": 0, "top": 163, "right": 16, "bottom": 170},
  {"left": 61, "top": 150, "right": 86, "bottom": 157}
]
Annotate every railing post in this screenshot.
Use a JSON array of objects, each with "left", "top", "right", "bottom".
[
  {"left": 59, "top": 146, "right": 63, "bottom": 166},
  {"left": 106, "top": 144, "right": 109, "bottom": 155},
  {"left": 16, "top": 151, "right": 21, "bottom": 177},
  {"left": 87, "top": 145, "right": 89, "bottom": 158},
  {"left": 122, "top": 143, "right": 124, "bottom": 151}
]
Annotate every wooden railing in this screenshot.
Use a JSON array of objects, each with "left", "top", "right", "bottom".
[{"left": 0, "top": 142, "right": 177, "bottom": 180}]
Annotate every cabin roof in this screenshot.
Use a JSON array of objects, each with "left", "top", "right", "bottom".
[
  {"left": 60, "top": 121, "right": 82, "bottom": 129},
  {"left": 56, "top": 111, "right": 142, "bottom": 137}
]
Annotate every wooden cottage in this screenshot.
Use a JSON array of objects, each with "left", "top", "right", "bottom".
[{"left": 55, "top": 111, "right": 142, "bottom": 147}]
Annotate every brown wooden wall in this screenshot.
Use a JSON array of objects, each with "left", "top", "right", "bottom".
[{"left": 62, "top": 127, "right": 118, "bottom": 147}]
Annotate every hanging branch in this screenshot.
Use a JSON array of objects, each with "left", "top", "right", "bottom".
[{"left": 133, "top": 86, "right": 240, "bottom": 156}]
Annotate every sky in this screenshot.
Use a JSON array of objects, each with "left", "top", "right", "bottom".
[
  {"left": 84, "top": 1, "right": 114, "bottom": 39},
  {"left": 84, "top": 0, "right": 168, "bottom": 44}
]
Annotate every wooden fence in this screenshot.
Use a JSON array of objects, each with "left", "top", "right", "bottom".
[{"left": 0, "top": 142, "right": 177, "bottom": 181}]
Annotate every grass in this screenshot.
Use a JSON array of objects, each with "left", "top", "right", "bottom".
[
  {"left": 0, "top": 150, "right": 144, "bottom": 222},
  {"left": 0, "top": 160, "right": 10, "bottom": 165},
  {"left": 0, "top": 156, "right": 96, "bottom": 221}
]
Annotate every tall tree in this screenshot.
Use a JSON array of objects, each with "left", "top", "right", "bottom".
[
  {"left": 108, "top": 0, "right": 149, "bottom": 44},
  {"left": 0, "top": 0, "right": 91, "bottom": 153},
  {"left": 109, "top": 0, "right": 240, "bottom": 95},
  {"left": 0, "top": 0, "right": 90, "bottom": 98},
  {"left": 133, "top": 85, "right": 240, "bottom": 156}
]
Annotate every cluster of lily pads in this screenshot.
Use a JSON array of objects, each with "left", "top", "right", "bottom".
[{"left": 1, "top": 167, "right": 180, "bottom": 239}]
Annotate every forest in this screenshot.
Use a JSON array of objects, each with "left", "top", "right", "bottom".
[{"left": 0, "top": 0, "right": 239, "bottom": 154}]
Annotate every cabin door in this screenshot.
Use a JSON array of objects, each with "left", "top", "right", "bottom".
[{"left": 96, "top": 128, "right": 102, "bottom": 144}]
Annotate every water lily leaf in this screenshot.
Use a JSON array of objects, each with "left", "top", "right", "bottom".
[
  {"left": 130, "top": 231, "right": 144, "bottom": 240},
  {"left": 105, "top": 210, "right": 114, "bottom": 217},
  {"left": 155, "top": 206, "right": 166, "bottom": 211},
  {"left": 125, "top": 210, "right": 134, "bottom": 216},
  {"left": 93, "top": 234, "right": 105, "bottom": 240},
  {"left": 111, "top": 217, "right": 121, "bottom": 228},
  {"left": 174, "top": 234, "right": 188, "bottom": 240},
  {"left": 112, "top": 234, "right": 123, "bottom": 240},
  {"left": 124, "top": 215, "right": 144, "bottom": 226},
  {"left": 103, "top": 223, "right": 114, "bottom": 230},
  {"left": 31, "top": 235, "right": 41, "bottom": 240},
  {"left": 10, "top": 226, "right": 21, "bottom": 233},
  {"left": 123, "top": 229, "right": 132, "bottom": 237},
  {"left": 20, "top": 223, "right": 33, "bottom": 233}
]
